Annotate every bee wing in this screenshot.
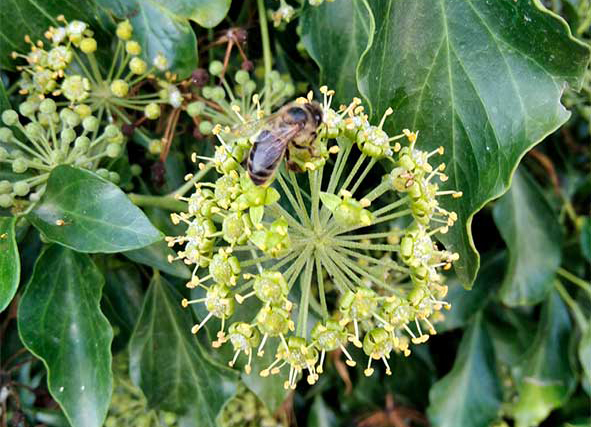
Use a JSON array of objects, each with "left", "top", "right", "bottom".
[{"left": 229, "top": 112, "right": 282, "bottom": 140}]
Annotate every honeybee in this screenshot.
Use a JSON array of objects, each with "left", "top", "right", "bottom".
[{"left": 246, "top": 101, "right": 323, "bottom": 186}]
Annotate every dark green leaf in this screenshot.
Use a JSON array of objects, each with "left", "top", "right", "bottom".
[
  {"left": 357, "top": 0, "right": 590, "bottom": 287},
  {"left": 97, "top": 0, "right": 230, "bottom": 77},
  {"left": 308, "top": 396, "right": 337, "bottom": 427},
  {"left": 101, "top": 263, "right": 144, "bottom": 350},
  {"left": 0, "top": 77, "right": 9, "bottom": 110},
  {"left": 427, "top": 312, "right": 501, "bottom": 427},
  {"left": 437, "top": 251, "right": 505, "bottom": 333},
  {"left": 0, "top": 0, "right": 110, "bottom": 70},
  {"left": 493, "top": 168, "right": 562, "bottom": 305},
  {"left": 18, "top": 245, "right": 113, "bottom": 427},
  {"left": 300, "top": 0, "right": 374, "bottom": 106},
  {"left": 129, "top": 274, "right": 237, "bottom": 423},
  {"left": 0, "top": 216, "right": 19, "bottom": 312},
  {"left": 123, "top": 240, "right": 191, "bottom": 279},
  {"left": 509, "top": 290, "right": 576, "bottom": 427},
  {"left": 28, "top": 165, "right": 162, "bottom": 253}
]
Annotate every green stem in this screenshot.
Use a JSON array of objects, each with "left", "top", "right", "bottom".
[
  {"left": 167, "top": 163, "right": 214, "bottom": 197},
  {"left": 555, "top": 280, "right": 588, "bottom": 331},
  {"left": 557, "top": 268, "right": 591, "bottom": 299},
  {"left": 296, "top": 257, "right": 313, "bottom": 337},
  {"left": 315, "top": 255, "right": 328, "bottom": 320},
  {"left": 128, "top": 193, "right": 186, "bottom": 211},
  {"left": 257, "top": 0, "right": 272, "bottom": 114}
]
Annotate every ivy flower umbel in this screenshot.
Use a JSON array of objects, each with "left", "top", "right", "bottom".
[
  {"left": 0, "top": 99, "right": 125, "bottom": 209},
  {"left": 167, "top": 87, "right": 462, "bottom": 388},
  {"left": 12, "top": 17, "right": 172, "bottom": 130}
]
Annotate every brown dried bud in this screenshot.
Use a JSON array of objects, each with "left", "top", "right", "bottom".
[
  {"left": 191, "top": 68, "right": 209, "bottom": 87},
  {"left": 241, "top": 60, "right": 254, "bottom": 71}
]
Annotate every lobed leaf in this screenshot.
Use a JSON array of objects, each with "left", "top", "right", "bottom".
[{"left": 0, "top": 216, "right": 20, "bottom": 312}]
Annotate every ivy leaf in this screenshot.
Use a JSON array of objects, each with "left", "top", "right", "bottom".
[
  {"left": 0, "top": 0, "right": 110, "bottom": 70},
  {"left": 123, "top": 241, "right": 191, "bottom": 279},
  {"left": 129, "top": 274, "right": 237, "bottom": 423},
  {"left": 0, "top": 217, "right": 19, "bottom": 312},
  {"left": 492, "top": 168, "right": 562, "bottom": 305},
  {"left": 436, "top": 251, "right": 504, "bottom": 333},
  {"left": 427, "top": 312, "right": 501, "bottom": 427},
  {"left": 579, "top": 323, "right": 591, "bottom": 397},
  {"left": 101, "top": 263, "right": 144, "bottom": 351},
  {"left": 356, "top": 0, "right": 590, "bottom": 287},
  {"left": 300, "top": 0, "right": 374, "bottom": 106},
  {"left": 509, "top": 290, "right": 576, "bottom": 427},
  {"left": 28, "top": 165, "right": 162, "bottom": 253},
  {"left": 18, "top": 245, "right": 113, "bottom": 427},
  {"left": 97, "top": 0, "right": 231, "bottom": 78},
  {"left": 581, "top": 217, "right": 591, "bottom": 262},
  {"left": 308, "top": 396, "right": 338, "bottom": 427}
]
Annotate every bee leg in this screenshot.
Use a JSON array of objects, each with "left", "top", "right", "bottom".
[{"left": 287, "top": 160, "right": 303, "bottom": 172}]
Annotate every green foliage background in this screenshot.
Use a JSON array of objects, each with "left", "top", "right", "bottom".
[{"left": 0, "top": 0, "right": 590, "bottom": 426}]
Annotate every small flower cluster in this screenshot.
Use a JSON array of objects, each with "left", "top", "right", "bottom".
[
  {"left": 13, "top": 17, "right": 172, "bottom": 123},
  {"left": 270, "top": 0, "right": 337, "bottom": 27},
  {"left": 168, "top": 87, "right": 462, "bottom": 389},
  {"left": 219, "top": 384, "right": 286, "bottom": 427},
  {"left": 186, "top": 60, "right": 295, "bottom": 138},
  {"left": 0, "top": 99, "right": 125, "bottom": 209}
]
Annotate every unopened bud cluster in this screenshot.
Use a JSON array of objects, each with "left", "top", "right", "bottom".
[
  {"left": 167, "top": 87, "right": 462, "bottom": 389},
  {"left": 219, "top": 384, "right": 286, "bottom": 427},
  {"left": 0, "top": 99, "right": 125, "bottom": 209}
]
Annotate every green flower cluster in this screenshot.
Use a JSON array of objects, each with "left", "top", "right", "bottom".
[
  {"left": 186, "top": 60, "right": 295, "bottom": 137},
  {"left": 168, "top": 87, "right": 461, "bottom": 388},
  {"left": 13, "top": 17, "right": 172, "bottom": 125},
  {"left": 106, "top": 354, "right": 178, "bottom": 427},
  {"left": 0, "top": 99, "right": 125, "bottom": 209},
  {"left": 219, "top": 384, "right": 286, "bottom": 427}
]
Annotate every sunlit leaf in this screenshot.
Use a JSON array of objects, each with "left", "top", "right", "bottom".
[{"left": 0, "top": 216, "right": 19, "bottom": 312}]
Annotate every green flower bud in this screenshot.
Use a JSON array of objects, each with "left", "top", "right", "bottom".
[
  {"left": 211, "top": 87, "right": 226, "bottom": 101},
  {"left": 0, "top": 147, "right": 8, "bottom": 161},
  {"left": 74, "top": 136, "right": 90, "bottom": 150},
  {"left": 108, "top": 171, "right": 120, "bottom": 184},
  {"left": 24, "top": 123, "right": 43, "bottom": 140},
  {"left": 1, "top": 110, "right": 19, "bottom": 126},
  {"left": 60, "top": 128, "right": 76, "bottom": 145},
  {"left": 18, "top": 101, "right": 37, "bottom": 117},
  {"left": 209, "top": 250, "right": 241, "bottom": 286},
  {"left": 243, "top": 80, "right": 257, "bottom": 94},
  {"left": 0, "top": 127, "right": 13, "bottom": 143},
  {"left": 148, "top": 139, "right": 162, "bottom": 155},
  {"left": 0, "top": 194, "right": 14, "bottom": 208},
  {"left": 60, "top": 109, "right": 81, "bottom": 127},
  {"left": 256, "top": 305, "right": 292, "bottom": 337},
  {"left": 12, "top": 158, "right": 28, "bottom": 174},
  {"left": 110, "top": 79, "right": 129, "bottom": 98},
  {"left": 96, "top": 168, "right": 109, "bottom": 179},
  {"left": 130, "top": 164, "right": 142, "bottom": 176},
  {"left": 144, "top": 102, "right": 161, "bottom": 120},
  {"left": 106, "top": 143, "right": 122, "bottom": 158},
  {"left": 0, "top": 180, "right": 12, "bottom": 194},
  {"left": 80, "top": 37, "right": 97, "bottom": 53},
  {"left": 39, "top": 99, "right": 57, "bottom": 114},
  {"left": 208, "top": 60, "right": 224, "bottom": 76},
  {"left": 82, "top": 116, "right": 99, "bottom": 132},
  {"left": 235, "top": 70, "right": 249, "bottom": 85},
  {"left": 125, "top": 40, "right": 141, "bottom": 55},
  {"left": 116, "top": 20, "right": 133, "bottom": 40},
  {"left": 222, "top": 212, "right": 251, "bottom": 245},
  {"left": 129, "top": 57, "right": 147, "bottom": 75},
  {"left": 61, "top": 75, "right": 90, "bottom": 102},
  {"left": 186, "top": 101, "right": 205, "bottom": 117},
  {"left": 13, "top": 181, "right": 30, "bottom": 196},
  {"left": 202, "top": 86, "right": 214, "bottom": 99},
  {"left": 104, "top": 124, "right": 120, "bottom": 138},
  {"left": 199, "top": 121, "right": 213, "bottom": 135},
  {"left": 74, "top": 104, "right": 92, "bottom": 118},
  {"left": 253, "top": 271, "right": 288, "bottom": 305}
]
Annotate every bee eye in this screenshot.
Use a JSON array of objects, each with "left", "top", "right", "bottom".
[{"left": 314, "top": 113, "right": 322, "bottom": 125}]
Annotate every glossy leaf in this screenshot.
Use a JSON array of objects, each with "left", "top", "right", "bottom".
[
  {"left": 0, "top": 217, "right": 19, "bottom": 312},
  {"left": 356, "top": 0, "right": 590, "bottom": 287},
  {"left": 18, "top": 245, "right": 113, "bottom": 427},
  {"left": 123, "top": 240, "right": 191, "bottom": 279},
  {"left": 129, "top": 274, "right": 237, "bottom": 423},
  {"left": 308, "top": 396, "right": 337, "bottom": 427},
  {"left": 427, "top": 312, "right": 501, "bottom": 427},
  {"left": 509, "top": 290, "right": 575, "bottom": 427},
  {"left": 101, "top": 263, "right": 144, "bottom": 350},
  {"left": 28, "top": 165, "right": 162, "bottom": 253},
  {"left": 437, "top": 251, "right": 505, "bottom": 333},
  {"left": 0, "top": 0, "right": 110, "bottom": 70},
  {"left": 493, "top": 168, "right": 562, "bottom": 305},
  {"left": 97, "top": 0, "right": 230, "bottom": 77},
  {"left": 581, "top": 217, "right": 591, "bottom": 262},
  {"left": 300, "top": 0, "right": 374, "bottom": 105}
]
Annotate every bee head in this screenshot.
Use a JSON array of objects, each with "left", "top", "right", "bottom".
[{"left": 305, "top": 101, "right": 323, "bottom": 127}]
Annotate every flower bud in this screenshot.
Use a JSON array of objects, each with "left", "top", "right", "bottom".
[
  {"left": 80, "top": 38, "right": 97, "bottom": 53},
  {"left": 13, "top": 181, "right": 30, "bottom": 196},
  {"left": 0, "top": 127, "right": 13, "bottom": 143},
  {"left": 18, "top": 101, "right": 37, "bottom": 117},
  {"left": 12, "top": 158, "right": 28, "bottom": 173},
  {"left": 60, "top": 128, "right": 76, "bottom": 145},
  {"left": 108, "top": 171, "right": 120, "bottom": 184},
  {"left": 110, "top": 79, "right": 129, "bottom": 98},
  {"left": 153, "top": 53, "right": 168, "bottom": 71},
  {"left": 96, "top": 168, "right": 110, "bottom": 179},
  {"left": 82, "top": 116, "right": 99, "bottom": 132},
  {"left": 0, "top": 180, "right": 12, "bottom": 194},
  {"left": 208, "top": 60, "right": 224, "bottom": 76},
  {"left": 199, "top": 121, "right": 213, "bottom": 135},
  {"left": 39, "top": 99, "right": 57, "bottom": 114},
  {"left": 74, "top": 136, "right": 90, "bottom": 150},
  {"left": 0, "top": 194, "right": 14, "bottom": 208},
  {"left": 129, "top": 57, "right": 147, "bottom": 74},
  {"left": 186, "top": 101, "right": 205, "bottom": 117},
  {"left": 125, "top": 40, "right": 141, "bottom": 55},
  {"left": 116, "top": 20, "right": 133, "bottom": 40},
  {"left": 74, "top": 104, "right": 92, "bottom": 118},
  {"left": 144, "top": 102, "right": 161, "bottom": 120},
  {"left": 235, "top": 70, "right": 249, "bottom": 85},
  {"left": 148, "top": 139, "right": 162, "bottom": 155},
  {"left": 106, "top": 143, "right": 122, "bottom": 158},
  {"left": 1, "top": 110, "right": 19, "bottom": 126}
]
